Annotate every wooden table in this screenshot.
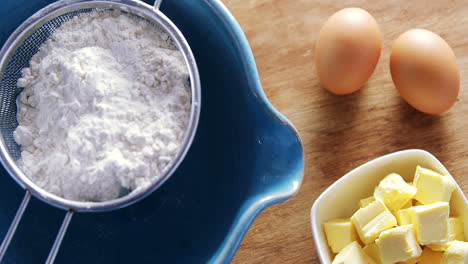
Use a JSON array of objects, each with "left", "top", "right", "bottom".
[{"left": 223, "top": 0, "right": 468, "bottom": 263}]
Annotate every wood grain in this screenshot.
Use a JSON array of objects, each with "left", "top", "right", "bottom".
[{"left": 222, "top": 0, "right": 468, "bottom": 263}]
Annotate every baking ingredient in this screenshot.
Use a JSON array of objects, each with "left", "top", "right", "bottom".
[
  {"left": 332, "top": 241, "right": 376, "bottom": 264},
  {"left": 441, "top": 241, "right": 468, "bottom": 264},
  {"left": 418, "top": 247, "right": 444, "bottom": 264},
  {"left": 324, "top": 218, "right": 359, "bottom": 253},
  {"left": 351, "top": 200, "right": 397, "bottom": 244},
  {"left": 400, "top": 256, "right": 419, "bottom": 264},
  {"left": 375, "top": 225, "right": 422, "bottom": 263},
  {"left": 326, "top": 165, "right": 466, "bottom": 263},
  {"left": 14, "top": 11, "right": 191, "bottom": 201},
  {"left": 373, "top": 173, "right": 417, "bottom": 212},
  {"left": 413, "top": 166, "right": 456, "bottom": 205},
  {"left": 360, "top": 196, "right": 376, "bottom": 208},
  {"left": 427, "top": 242, "right": 453, "bottom": 253},
  {"left": 363, "top": 243, "right": 382, "bottom": 264},
  {"left": 390, "top": 29, "right": 459, "bottom": 114},
  {"left": 428, "top": 217, "right": 465, "bottom": 251},
  {"left": 396, "top": 207, "right": 412, "bottom": 226},
  {"left": 315, "top": 7, "right": 382, "bottom": 95},
  {"left": 410, "top": 202, "right": 450, "bottom": 245},
  {"left": 449, "top": 217, "right": 465, "bottom": 241},
  {"left": 402, "top": 199, "right": 413, "bottom": 209}
]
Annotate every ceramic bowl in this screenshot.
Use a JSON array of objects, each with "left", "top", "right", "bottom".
[
  {"left": 0, "top": 0, "right": 304, "bottom": 263},
  {"left": 311, "top": 149, "right": 468, "bottom": 264}
]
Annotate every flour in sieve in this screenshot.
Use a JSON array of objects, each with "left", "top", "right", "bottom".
[{"left": 13, "top": 11, "right": 191, "bottom": 202}]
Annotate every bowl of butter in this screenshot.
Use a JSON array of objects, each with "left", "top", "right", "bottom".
[{"left": 311, "top": 149, "right": 468, "bottom": 263}]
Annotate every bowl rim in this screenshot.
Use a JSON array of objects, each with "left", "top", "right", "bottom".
[{"left": 310, "top": 149, "right": 468, "bottom": 264}]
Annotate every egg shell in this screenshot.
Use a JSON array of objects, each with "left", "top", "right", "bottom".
[
  {"left": 390, "top": 29, "right": 460, "bottom": 114},
  {"left": 315, "top": 8, "right": 382, "bottom": 95}
]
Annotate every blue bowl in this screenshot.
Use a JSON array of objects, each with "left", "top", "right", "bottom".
[{"left": 0, "top": 0, "right": 304, "bottom": 263}]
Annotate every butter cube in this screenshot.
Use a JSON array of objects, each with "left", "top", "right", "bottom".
[
  {"left": 397, "top": 208, "right": 413, "bottom": 226},
  {"left": 324, "top": 218, "right": 358, "bottom": 253},
  {"left": 418, "top": 247, "right": 444, "bottom": 264},
  {"left": 441, "top": 241, "right": 468, "bottom": 264},
  {"left": 401, "top": 199, "right": 413, "bottom": 209},
  {"left": 363, "top": 243, "right": 382, "bottom": 264},
  {"left": 410, "top": 202, "right": 449, "bottom": 245},
  {"left": 332, "top": 241, "right": 376, "bottom": 264},
  {"left": 360, "top": 196, "right": 376, "bottom": 208},
  {"left": 427, "top": 243, "right": 452, "bottom": 252},
  {"left": 399, "top": 256, "right": 419, "bottom": 264},
  {"left": 375, "top": 225, "right": 422, "bottom": 264},
  {"left": 448, "top": 217, "right": 465, "bottom": 241},
  {"left": 427, "top": 217, "right": 465, "bottom": 251},
  {"left": 374, "top": 173, "right": 417, "bottom": 212},
  {"left": 413, "top": 166, "right": 455, "bottom": 205},
  {"left": 352, "top": 200, "right": 397, "bottom": 244}
]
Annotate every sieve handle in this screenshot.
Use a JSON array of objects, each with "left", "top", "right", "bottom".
[
  {"left": 45, "top": 210, "right": 73, "bottom": 264},
  {"left": 153, "top": 0, "right": 162, "bottom": 10},
  {"left": 0, "top": 191, "right": 73, "bottom": 263},
  {"left": 0, "top": 190, "right": 31, "bottom": 261}
]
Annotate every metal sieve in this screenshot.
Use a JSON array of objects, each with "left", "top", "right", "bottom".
[{"left": 0, "top": 0, "right": 201, "bottom": 262}]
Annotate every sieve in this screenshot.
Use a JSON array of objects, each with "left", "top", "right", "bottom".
[{"left": 0, "top": 0, "right": 201, "bottom": 262}]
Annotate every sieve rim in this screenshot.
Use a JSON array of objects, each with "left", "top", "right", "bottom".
[{"left": 0, "top": 0, "right": 201, "bottom": 212}]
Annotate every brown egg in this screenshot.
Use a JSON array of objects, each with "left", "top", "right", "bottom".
[
  {"left": 315, "top": 8, "right": 382, "bottom": 95},
  {"left": 390, "top": 29, "right": 460, "bottom": 114}
]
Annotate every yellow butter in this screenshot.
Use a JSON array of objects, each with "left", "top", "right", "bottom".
[
  {"left": 398, "top": 256, "right": 419, "bottom": 264},
  {"left": 448, "top": 217, "right": 465, "bottom": 241},
  {"left": 360, "top": 196, "right": 376, "bottom": 208},
  {"left": 363, "top": 243, "right": 382, "bottom": 264},
  {"left": 427, "top": 217, "right": 465, "bottom": 251},
  {"left": 441, "top": 241, "right": 468, "bottom": 264},
  {"left": 418, "top": 247, "right": 444, "bottom": 264},
  {"left": 332, "top": 241, "right": 376, "bottom": 264},
  {"left": 352, "top": 200, "right": 397, "bottom": 244},
  {"left": 426, "top": 243, "right": 452, "bottom": 252},
  {"left": 374, "top": 173, "right": 417, "bottom": 212},
  {"left": 410, "top": 202, "right": 450, "bottom": 245},
  {"left": 324, "top": 218, "right": 359, "bottom": 253},
  {"left": 413, "top": 166, "right": 455, "bottom": 205},
  {"left": 375, "top": 225, "right": 422, "bottom": 264},
  {"left": 397, "top": 208, "right": 413, "bottom": 226},
  {"left": 401, "top": 199, "right": 413, "bottom": 209}
]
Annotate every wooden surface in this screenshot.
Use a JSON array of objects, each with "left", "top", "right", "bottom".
[{"left": 223, "top": 0, "right": 468, "bottom": 263}]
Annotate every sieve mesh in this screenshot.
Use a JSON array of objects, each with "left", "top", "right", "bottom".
[
  {"left": 0, "top": 0, "right": 200, "bottom": 214},
  {"left": 0, "top": 7, "right": 176, "bottom": 166},
  {"left": 0, "top": 1, "right": 201, "bottom": 260},
  {"left": 0, "top": 8, "right": 101, "bottom": 163}
]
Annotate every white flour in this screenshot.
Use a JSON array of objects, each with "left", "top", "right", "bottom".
[{"left": 13, "top": 11, "right": 191, "bottom": 201}]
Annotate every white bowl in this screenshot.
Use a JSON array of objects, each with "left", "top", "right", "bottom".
[{"left": 310, "top": 149, "right": 468, "bottom": 264}]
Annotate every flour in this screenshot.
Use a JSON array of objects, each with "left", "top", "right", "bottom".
[{"left": 13, "top": 11, "right": 191, "bottom": 201}]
